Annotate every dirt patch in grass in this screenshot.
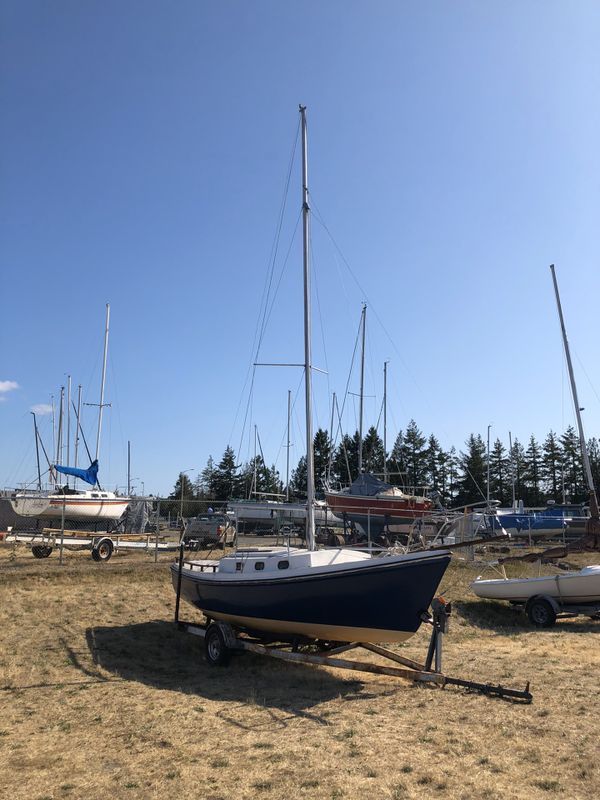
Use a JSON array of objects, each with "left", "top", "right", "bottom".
[{"left": 1, "top": 547, "right": 600, "bottom": 799}]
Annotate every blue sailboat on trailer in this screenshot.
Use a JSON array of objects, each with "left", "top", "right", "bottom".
[{"left": 171, "top": 106, "right": 450, "bottom": 644}]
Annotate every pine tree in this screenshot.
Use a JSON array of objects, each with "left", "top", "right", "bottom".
[
  {"left": 542, "top": 431, "right": 562, "bottom": 502},
  {"left": 455, "top": 434, "right": 487, "bottom": 507},
  {"left": 560, "top": 426, "right": 584, "bottom": 502},
  {"left": 402, "top": 420, "right": 427, "bottom": 489},
  {"left": 588, "top": 437, "right": 600, "bottom": 495},
  {"left": 388, "top": 430, "right": 405, "bottom": 487},
  {"left": 524, "top": 435, "right": 543, "bottom": 506},
  {"left": 313, "top": 428, "right": 333, "bottom": 493},
  {"left": 290, "top": 455, "right": 307, "bottom": 498},
  {"left": 167, "top": 472, "right": 197, "bottom": 518},
  {"left": 212, "top": 446, "right": 239, "bottom": 500},
  {"left": 425, "top": 435, "right": 442, "bottom": 492},
  {"left": 332, "top": 431, "right": 360, "bottom": 485},
  {"left": 510, "top": 438, "right": 527, "bottom": 502},
  {"left": 198, "top": 456, "right": 216, "bottom": 499},
  {"left": 362, "top": 426, "right": 385, "bottom": 475},
  {"left": 489, "top": 438, "right": 509, "bottom": 506}
]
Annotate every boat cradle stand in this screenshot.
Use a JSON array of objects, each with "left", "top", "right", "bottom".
[{"left": 174, "top": 571, "right": 532, "bottom": 704}]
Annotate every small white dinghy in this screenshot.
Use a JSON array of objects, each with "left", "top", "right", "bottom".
[{"left": 471, "top": 565, "right": 600, "bottom": 604}]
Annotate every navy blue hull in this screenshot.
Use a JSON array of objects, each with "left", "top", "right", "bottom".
[{"left": 172, "top": 553, "right": 450, "bottom": 641}]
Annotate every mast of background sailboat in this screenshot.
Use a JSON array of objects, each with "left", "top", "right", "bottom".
[
  {"left": 66, "top": 375, "right": 71, "bottom": 487},
  {"left": 300, "top": 104, "right": 315, "bottom": 551},
  {"left": 32, "top": 413, "right": 42, "bottom": 490},
  {"left": 550, "top": 264, "right": 598, "bottom": 512},
  {"left": 74, "top": 386, "right": 82, "bottom": 470},
  {"left": 95, "top": 303, "right": 110, "bottom": 461},
  {"left": 383, "top": 361, "right": 388, "bottom": 483},
  {"left": 358, "top": 303, "right": 366, "bottom": 473},
  {"left": 286, "top": 390, "right": 291, "bottom": 502},
  {"left": 56, "top": 387, "right": 64, "bottom": 481}
]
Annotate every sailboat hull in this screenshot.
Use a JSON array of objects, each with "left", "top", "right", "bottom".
[
  {"left": 10, "top": 493, "right": 130, "bottom": 521},
  {"left": 172, "top": 551, "right": 450, "bottom": 643}
]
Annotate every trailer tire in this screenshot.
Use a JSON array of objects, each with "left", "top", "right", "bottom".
[
  {"left": 91, "top": 538, "right": 114, "bottom": 562},
  {"left": 204, "top": 624, "right": 231, "bottom": 666},
  {"left": 527, "top": 598, "right": 556, "bottom": 628},
  {"left": 32, "top": 545, "right": 53, "bottom": 559}
]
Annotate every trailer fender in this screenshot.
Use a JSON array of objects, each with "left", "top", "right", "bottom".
[{"left": 525, "top": 594, "right": 559, "bottom": 627}]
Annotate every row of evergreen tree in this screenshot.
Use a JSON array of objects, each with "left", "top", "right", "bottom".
[{"left": 168, "top": 420, "right": 600, "bottom": 510}]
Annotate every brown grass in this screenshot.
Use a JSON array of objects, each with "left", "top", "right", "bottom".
[{"left": 1, "top": 544, "right": 599, "bottom": 800}]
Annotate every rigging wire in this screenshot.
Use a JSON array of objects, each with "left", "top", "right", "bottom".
[{"left": 228, "top": 120, "right": 300, "bottom": 454}]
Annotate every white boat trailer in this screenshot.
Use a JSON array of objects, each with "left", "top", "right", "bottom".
[
  {"left": 4, "top": 528, "right": 178, "bottom": 562},
  {"left": 173, "top": 548, "right": 532, "bottom": 702},
  {"left": 513, "top": 594, "right": 600, "bottom": 627}
]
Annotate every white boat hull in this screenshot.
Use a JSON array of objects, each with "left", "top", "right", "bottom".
[
  {"left": 10, "top": 492, "right": 130, "bottom": 521},
  {"left": 471, "top": 566, "right": 600, "bottom": 604}
]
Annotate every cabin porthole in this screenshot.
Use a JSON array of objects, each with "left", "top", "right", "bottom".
[
  {"left": 254, "top": 561, "right": 265, "bottom": 571},
  {"left": 278, "top": 560, "right": 289, "bottom": 570}
]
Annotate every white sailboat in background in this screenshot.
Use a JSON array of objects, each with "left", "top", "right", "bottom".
[{"left": 10, "top": 304, "right": 131, "bottom": 522}]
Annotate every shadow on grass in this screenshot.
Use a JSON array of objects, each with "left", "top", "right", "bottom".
[
  {"left": 456, "top": 599, "right": 600, "bottom": 634},
  {"left": 86, "top": 620, "right": 365, "bottom": 723}
]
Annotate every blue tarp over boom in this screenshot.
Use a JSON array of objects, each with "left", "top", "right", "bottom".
[{"left": 55, "top": 460, "right": 99, "bottom": 486}]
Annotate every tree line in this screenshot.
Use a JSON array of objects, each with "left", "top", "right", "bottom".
[{"left": 167, "top": 419, "right": 600, "bottom": 512}]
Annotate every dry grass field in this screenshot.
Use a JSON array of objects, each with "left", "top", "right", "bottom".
[{"left": 1, "top": 543, "right": 599, "bottom": 800}]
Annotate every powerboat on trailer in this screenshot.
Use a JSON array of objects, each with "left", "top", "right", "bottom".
[{"left": 471, "top": 565, "right": 600, "bottom": 604}]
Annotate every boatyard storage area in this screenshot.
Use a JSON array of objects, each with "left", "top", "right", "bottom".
[{"left": 1, "top": 548, "right": 599, "bottom": 800}]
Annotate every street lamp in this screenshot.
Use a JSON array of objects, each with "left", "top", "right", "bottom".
[{"left": 180, "top": 468, "right": 195, "bottom": 523}]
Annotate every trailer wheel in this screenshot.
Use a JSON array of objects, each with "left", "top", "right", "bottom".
[
  {"left": 91, "top": 538, "right": 114, "bottom": 562},
  {"left": 32, "top": 545, "right": 53, "bottom": 559},
  {"left": 204, "top": 624, "right": 231, "bottom": 666},
  {"left": 527, "top": 598, "right": 556, "bottom": 627}
]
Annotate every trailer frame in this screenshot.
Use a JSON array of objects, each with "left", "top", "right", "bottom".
[
  {"left": 5, "top": 527, "right": 178, "bottom": 562},
  {"left": 173, "top": 547, "right": 533, "bottom": 702}
]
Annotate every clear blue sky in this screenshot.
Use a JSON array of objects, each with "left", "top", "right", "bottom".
[{"left": 2, "top": 2, "right": 599, "bottom": 496}]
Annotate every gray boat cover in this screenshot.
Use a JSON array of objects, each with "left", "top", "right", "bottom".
[{"left": 347, "top": 473, "right": 391, "bottom": 496}]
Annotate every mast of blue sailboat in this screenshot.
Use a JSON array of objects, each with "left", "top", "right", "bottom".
[
  {"left": 95, "top": 303, "right": 110, "bottom": 461},
  {"left": 300, "top": 104, "right": 315, "bottom": 550},
  {"left": 74, "top": 385, "right": 82, "bottom": 470}
]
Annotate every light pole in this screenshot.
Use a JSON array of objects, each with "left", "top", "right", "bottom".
[
  {"left": 180, "top": 468, "right": 195, "bottom": 522},
  {"left": 487, "top": 424, "right": 492, "bottom": 506}
]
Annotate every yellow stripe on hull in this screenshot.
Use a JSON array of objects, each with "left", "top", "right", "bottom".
[{"left": 201, "top": 609, "right": 415, "bottom": 644}]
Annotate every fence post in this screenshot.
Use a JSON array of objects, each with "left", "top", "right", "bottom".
[
  {"left": 155, "top": 499, "right": 160, "bottom": 563},
  {"left": 59, "top": 494, "right": 66, "bottom": 565}
]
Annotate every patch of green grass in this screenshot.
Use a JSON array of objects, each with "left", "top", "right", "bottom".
[
  {"left": 211, "top": 757, "right": 229, "bottom": 768},
  {"left": 253, "top": 781, "right": 273, "bottom": 791},
  {"left": 253, "top": 741, "right": 274, "bottom": 749}
]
